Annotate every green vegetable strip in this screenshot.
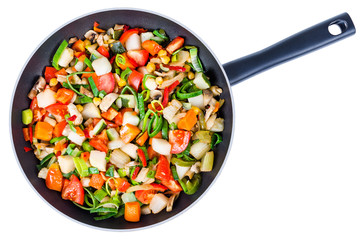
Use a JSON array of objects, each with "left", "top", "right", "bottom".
[
  {"left": 176, "top": 81, "right": 202, "bottom": 100},
  {"left": 137, "top": 93, "right": 145, "bottom": 120},
  {"left": 88, "top": 167, "right": 99, "bottom": 174},
  {"left": 142, "top": 74, "right": 156, "bottom": 90},
  {"left": 66, "top": 143, "right": 76, "bottom": 155},
  {"left": 113, "top": 206, "right": 125, "bottom": 219},
  {"left": 148, "top": 114, "right": 163, "bottom": 138},
  {"left": 211, "top": 133, "right": 223, "bottom": 149},
  {"left": 121, "top": 84, "right": 139, "bottom": 112},
  {"left": 153, "top": 29, "right": 169, "bottom": 41},
  {"left": 147, "top": 170, "right": 156, "bottom": 178},
  {"left": 171, "top": 165, "right": 179, "bottom": 180},
  {"left": 115, "top": 54, "right": 126, "bottom": 67},
  {"left": 162, "top": 119, "right": 169, "bottom": 140},
  {"left": 142, "top": 109, "right": 156, "bottom": 132},
  {"left": 82, "top": 141, "right": 94, "bottom": 152},
  {"left": 88, "top": 76, "right": 99, "bottom": 97},
  {"left": 121, "top": 67, "right": 132, "bottom": 80},
  {"left": 49, "top": 136, "right": 67, "bottom": 144},
  {"left": 94, "top": 189, "right": 108, "bottom": 202},
  {"left": 65, "top": 114, "right": 77, "bottom": 133},
  {"left": 189, "top": 48, "right": 203, "bottom": 72},
  {"left": 73, "top": 157, "right": 89, "bottom": 177},
  {"left": 52, "top": 40, "right": 68, "bottom": 70},
  {"left": 83, "top": 57, "right": 93, "bottom": 70},
  {"left": 65, "top": 71, "right": 94, "bottom": 102},
  {"left": 106, "top": 166, "right": 115, "bottom": 177},
  {"left": 141, "top": 89, "right": 150, "bottom": 101},
  {"left": 36, "top": 153, "right": 55, "bottom": 170}
]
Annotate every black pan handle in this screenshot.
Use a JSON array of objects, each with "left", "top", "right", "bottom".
[{"left": 223, "top": 12, "right": 356, "bottom": 86}]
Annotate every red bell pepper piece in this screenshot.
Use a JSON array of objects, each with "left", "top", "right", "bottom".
[
  {"left": 165, "top": 65, "right": 186, "bottom": 72},
  {"left": 97, "top": 45, "right": 110, "bottom": 58},
  {"left": 24, "top": 147, "right": 33, "bottom": 152},
  {"left": 162, "top": 80, "right": 180, "bottom": 107},
  {"left": 131, "top": 166, "right": 141, "bottom": 180},
  {"left": 137, "top": 148, "right": 147, "bottom": 167},
  {"left": 61, "top": 174, "right": 84, "bottom": 205},
  {"left": 44, "top": 67, "right": 58, "bottom": 82}
]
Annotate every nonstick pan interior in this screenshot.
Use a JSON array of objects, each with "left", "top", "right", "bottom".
[{"left": 10, "top": 8, "right": 234, "bottom": 230}]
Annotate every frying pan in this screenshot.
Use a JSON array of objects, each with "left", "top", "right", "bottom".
[{"left": 10, "top": 8, "right": 356, "bottom": 230}]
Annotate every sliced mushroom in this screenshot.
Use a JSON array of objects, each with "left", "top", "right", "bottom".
[
  {"left": 68, "top": 36, "right": 78, "bottom": 45},
  {"left": 114, "top": 24, "right": 124, "bottom": 31},
  {"left": 170, "top": 112, "right": 186, "bottom": 125},
  {"left": 154, "top": 70, "right": 176, "bottom": 78},
  {"left": 84, "top": 30, "right": 98, "bottom": 43},
  {"left": 96, "top": 33, "right": 105, "bottom": 46},
  {"left": 204, "top": 98, "right": 217, "bottom": 121},
  {"left": 28, "top": 76, "right": 46, "bottom": 99},
  {"left": 166, "top": 193, "right": 180, "bottom": 212},
  {"left": 80, "top": 86, "right": 94, "bottom": 98},
  {"left": 150, "top": 89, "right": 163, "bottom": 101},
  {"left": 163, "top": 99, "right": 182, "bottom": 124},
  {"left": 190, "top": 162, "right": 201, "bottom": 174},
  {"left": 210, "top": 85, "right": 223, "bottom": 96},
  {"left": 203, "top": 89, "right": 213, "bottom": 107},
  {"left": 158, "top": 72, "right": 186, "bottom": 89},
  {"left": 206, "top": 113, "right": 217, "bottom": 130}
]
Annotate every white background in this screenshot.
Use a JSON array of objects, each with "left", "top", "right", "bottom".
[{"left": 2, "top": 0, "right": 362, "bottom": 239}]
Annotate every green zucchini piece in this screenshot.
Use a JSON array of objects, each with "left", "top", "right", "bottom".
[
  {"left": 92, "top": 119, "right": 107, "bottom": 135},
  {"left": 109, "top": 41, "right": 126, "bottom": 54}
]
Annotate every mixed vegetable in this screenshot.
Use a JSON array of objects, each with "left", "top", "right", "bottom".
[{"left": 22, "top": 22, "right": 225, "bottom": 222}]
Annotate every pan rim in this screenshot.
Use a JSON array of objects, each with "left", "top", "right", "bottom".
[{"left": 9, "top": 7, "right": 235, "bottom": 231}]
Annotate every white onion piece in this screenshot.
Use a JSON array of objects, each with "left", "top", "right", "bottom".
[
  {"left": 151, "top": 138, "right": 171, "bottom": 156},
  {"left": 36, "top": 88, "right": 56, "bottom": 108},
  {"left": 125, "top": 33, "right": 141, "bottom": 51},
  {"left": 121, "top": 143, "right": 138, "bottom": 159},
  {"left": 109, "top": 149, "right": 130, "bottom": 168},
  {"left": 58, "top": 48, "right": 74, "bottom": 67},
  {"left": 149, "top": 193, "right": 168, "bottom": 214},
  {"left": 170, "top": 50, "right": 189, "bottom": 67},
  {"left": 58, "top": 155, "right": 75, "bottom": 174},
  {"left": 92, "top": 56, "right": 112, "bottom": 76},
  {"left": 176, "top": 165, "right": 190, "bottom": 180},
  {"left": 99, "top": 93, "right": 119, "bottom": 112},
  {"left": 140, "top": 32, "right": 154, "bottom": 43},
  {"left": 82, "top": 103, "right": 101, "bottom": 120},
  {"left": 89, "top": 150, "right": 107, "bottom": 171},
  {"left": 190, "top": 141, "right": 211, "bottom": 160},
  {"left": 137, "top": 66, "right": 150, "bottom": 75},
  {"left": 68, "top": 131, "right": 86, "bottom": 146},
  {"left": 74, "top": 60, "right": 85, "bottom": 72},
  {"left": 188, "top": 94, "right": 204, "bottom": 109},
  {"left": 108, "top": 139, "right": 126, "bottom": 150},
  {"left": 134, "top": 168, "right": 150, "bottom": 183},
  {"left": 126, "top": 184, "right": 153, "bottom": 193},
  {"left": 141, "top": 205, "right": 152, "bottom": 215},
  {"left": 81, "top": 177, "right": 91, "bottom": 187},
  {"left": 122, "top": 111, "right": 140, "bottom": 126}
]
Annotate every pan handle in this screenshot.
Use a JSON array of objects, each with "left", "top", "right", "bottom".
[{"left": 223, "top": 12, "right": 356, "bottom": 86}]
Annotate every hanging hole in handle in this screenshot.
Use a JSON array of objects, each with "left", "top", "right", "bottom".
[{"left": 328, "top": 19, "right": 348, "bottom": 35}]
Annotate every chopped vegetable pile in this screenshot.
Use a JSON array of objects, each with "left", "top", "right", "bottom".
[{"left": 22, "top": 21, "right": 225, "bottom": 222}]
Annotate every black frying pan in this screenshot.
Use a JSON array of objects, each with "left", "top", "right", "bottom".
[{"left": 10, "top": 8, "right": 356, "bottom": 230}]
